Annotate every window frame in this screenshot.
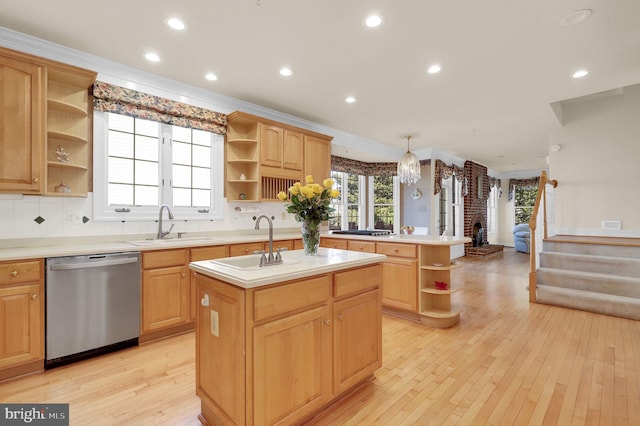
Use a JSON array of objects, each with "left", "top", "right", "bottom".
[
  {"left": 329, "top": 171, "right": 366, "bottom": 230},
  {"left": 368, "top": 175, "right": 400, "bottom": 233},
  {"left": 93, "top": 110, "right": 224, "bottom": 221}
]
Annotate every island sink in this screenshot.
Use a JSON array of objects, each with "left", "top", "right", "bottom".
[{"left": 209, "top": 254, "right": 298, "bottom": 270}]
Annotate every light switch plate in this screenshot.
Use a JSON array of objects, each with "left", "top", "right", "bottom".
[{"left": 210, "top": 309, "right": 219, "bottom": 337}]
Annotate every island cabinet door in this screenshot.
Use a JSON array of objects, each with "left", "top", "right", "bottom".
[
  {"left": 333, "top": 289, "right": 382, "bottom": 394},
  {"left": 381, "top": 257, "right": 417, "bottom": 312},
  {"left": 253, "top": 305, "right": 332, "bottom": 426},
  {"left": 196, "top": 276, "right": 246, "bottom": 426}
]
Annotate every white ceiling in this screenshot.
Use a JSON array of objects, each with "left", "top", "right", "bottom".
[{"left": 1, "top": 0, "right": 639, "bottom": 173}]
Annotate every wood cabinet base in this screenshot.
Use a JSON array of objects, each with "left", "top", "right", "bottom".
[{"left": 0, "top": 360, "right": 43, "bottom": 383}]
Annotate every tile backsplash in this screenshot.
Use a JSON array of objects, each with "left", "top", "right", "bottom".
[{"left": 0, "top": 194, "right": 298, "bottom": 241}]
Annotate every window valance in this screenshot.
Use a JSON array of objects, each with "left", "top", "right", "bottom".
[
  {"left": 92, "top": 81, "right": 227, "bottom": 135},
  {"left": 434, "top": 160, "right": 467, "bottom": 196},
  {"left": 507, "top": 177, "right": 539, "bottom": 201},
  {"left": 331, "top": 156, "right": 430, "bottom": 177}
]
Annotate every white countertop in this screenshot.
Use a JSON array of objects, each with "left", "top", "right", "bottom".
[
  {"left": 0, "top": 230, "right": 469, "bottom": 262},
  {"left": 0, "top": 232, "right": 302, "bottom": 262},
  {"left": 190, "top": 248, "right": 386, "bottom": 289},
  {"left": 324, "top": 232, "right": 471, "bottom": 246}
]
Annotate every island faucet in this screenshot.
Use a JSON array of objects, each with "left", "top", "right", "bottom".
[
  {"left": 157, "top": 204, "right": 175, "bottom": 239},
  {"left": 254, "top": 215, "right": 282, "bottom": 265}
]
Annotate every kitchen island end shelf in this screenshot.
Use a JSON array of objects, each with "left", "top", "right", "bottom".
[{"left": 190, "top": 248, "right": 386, "bottom": 425}]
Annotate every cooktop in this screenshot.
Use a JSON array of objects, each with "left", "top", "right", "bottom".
[{"left": 331, "top": 229, "right": 392, "bottom": 237}]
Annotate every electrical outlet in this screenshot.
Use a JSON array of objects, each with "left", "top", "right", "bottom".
[
  {"left": 281, "top": 212, "right": 287, "bottom": 220},
  {"left": 210, "top": 309, "right": 219, "bottom": 337}
]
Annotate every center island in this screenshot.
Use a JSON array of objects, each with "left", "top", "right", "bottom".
[{"left": 190, "top": 247, "right": 387, "bottom": 426}]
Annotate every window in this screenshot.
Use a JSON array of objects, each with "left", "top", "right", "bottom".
[
  {"left": 487, "top": 185, "right": 499, "bottom": 234},
  {"left": 438, "top": 176, "right": 463, "bottom": 236},
  {"left": 514, "top": 185, "right": 537, "bottom": 225},
  {"left": 369, "top": 175, "right": 399, "bottom": 232},
  {"left": 329, "top": 171, "right": 365, "bottom": 230},
  {"left": 94, "top": 111, "right": 224, "bottom": 220}
]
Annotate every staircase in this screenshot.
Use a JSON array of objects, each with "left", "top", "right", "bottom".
[{"left": 535, "top": 235, "right": 640, "bottom": 320}]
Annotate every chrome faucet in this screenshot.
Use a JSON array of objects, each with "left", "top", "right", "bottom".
[
  {"left": 157, "top": 204, "right": 175, "bottom": 239},
  {"left": 254, "top": 215, "right": 282, "bottom": 266}
]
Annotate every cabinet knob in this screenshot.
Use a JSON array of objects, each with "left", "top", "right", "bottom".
[
  {"left": 182, "top": 273, "right": 187, "bottom": 278},
  {"left": 31, "top": 177, "right": 39, "bottom": 184},
  {"left": 324, "top": 319, "right": 331, "bottom": 326},
  {"left": 11, "top": 270, "right": 18, "bottom": 277},
  {"left": 31, "top": 294, "right": 38, "bottom": 300},
  {"left": 337, "top": 314, "right": 344, "bottom": 321},
  {"left": 201, "top": 294, "right": 210, "bottom": 307}
]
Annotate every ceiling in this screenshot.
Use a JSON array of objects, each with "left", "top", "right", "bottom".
[{"left": 1, "top": 0, "right": 639, "bottom": 173}]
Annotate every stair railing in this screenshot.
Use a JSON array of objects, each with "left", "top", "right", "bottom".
[{"left": 528, "top": 170, "right": 558, "bottom": 303}]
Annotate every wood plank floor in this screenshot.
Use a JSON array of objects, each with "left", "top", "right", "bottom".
[{"left": 1, "top": 248, "right": 639, "bottom": 425}]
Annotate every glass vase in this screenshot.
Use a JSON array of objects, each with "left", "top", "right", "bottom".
[{"left": 301, "top": 220, "right": 321, "bottom": 255}]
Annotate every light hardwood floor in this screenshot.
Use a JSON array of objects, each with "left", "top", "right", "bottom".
[{"left": 1, "top": 248, "right": 638, "bottom": 425}]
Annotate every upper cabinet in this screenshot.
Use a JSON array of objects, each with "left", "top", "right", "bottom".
[
  {"left": 0, "top": 52, "right": 45, "bottom": 194},
  {"left": 46, "top": 67, "right": 96, "bottom": 197},
  {"left": 225, "top": 111, "right": 332, "bottom": 202},
  {"left": 0, "top": 47, "right": 96, "bottom": 196}
]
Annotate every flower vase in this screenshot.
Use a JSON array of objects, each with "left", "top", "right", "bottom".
[{"left": 301, "top": 220, "right": 321, "bottom": 255}]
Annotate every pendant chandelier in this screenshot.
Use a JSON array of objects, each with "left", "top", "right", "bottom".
[{"left": 397, "top": 135, "right": 421, "bottom": 185}]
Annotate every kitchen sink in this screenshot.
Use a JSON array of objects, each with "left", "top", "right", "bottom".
[
  {"left": 209, "top": 255, "right": 298, "bottom": 270},
  {"left": 127, "top": 236, "right": 222, "bottom": 246}
]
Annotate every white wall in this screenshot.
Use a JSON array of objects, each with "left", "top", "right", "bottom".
[
  {"left": 400, "top": 164, "right": 431, "bottom": 229},
  {"left": 549, "top": 84, "right": 640, "bottom": 237}
]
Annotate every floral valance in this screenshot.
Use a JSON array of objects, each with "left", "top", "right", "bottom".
[
  {"left": 434, "top": 160, "right": 467, "bottom": 196},
  {"left": 331, "top": 155, "right": 430, "bottom": 177},
  {"left": 507, "top": 177, "right": 540, "bottom": 201},
  {"left": 92, "top": 81, "right": 227, "bottom": 135}
]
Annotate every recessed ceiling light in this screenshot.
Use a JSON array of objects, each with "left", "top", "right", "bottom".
[
  {"left": 364, "top": 14, "right": 383, "bottom": 28},
  {"left": 561, "top": 9, "right": 592, "bottom": 26},
  {"left": 205, "top": 73, "right": 218, "bottom": 81},
  {"left": 144, "top": 52, "right": 160, "bottom": 62},
  {"left": 427, "top": 64, "right": 441, "bottom": 74},
  {"left": 279, "top": 67, "right": 293, "bottom": 77},
  {"left": 345, "top": 96, "right": 356, "bottom": 103},
  {"left": 165, "top": 17, "right": 187, "bottom": 31},
  {"left": 572, "top": 69, "right": 589, "bottom": 78}
]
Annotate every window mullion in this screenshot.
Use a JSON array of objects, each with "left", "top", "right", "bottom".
[{"left": 160, "top": 126, "right": 173, "bottom": 206}]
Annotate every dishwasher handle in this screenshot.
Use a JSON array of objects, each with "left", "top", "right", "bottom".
[{"left": 49, "top": 256, "right": 139, "bottom": 271}]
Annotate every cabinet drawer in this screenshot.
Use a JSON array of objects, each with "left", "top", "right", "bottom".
[
  {"left": 376, "top": 242, "right": 417, "bottom": 258},
  {"left": 334, "top": 264, "right": 382, "bottom": 298},
  {"left": 321, "top": 238, "right": 348, "bottom": 250},
  {"left": 253, "top": 275, "right": 331, "bottom": 322},
  {"left": 190, "top": 245, "right": 228, "bottom": 262},
  {"left": 347, "top": 240, "right": 376, "bottom": 253},
  {"left": 229, "top": 242, "right": 264, "bottom": 257},
  {"left": 0, "top": 259, "right": 42, "bottom": 285},
  {"left": 143, "top": 249, "right": 189, "bottom": 269}
]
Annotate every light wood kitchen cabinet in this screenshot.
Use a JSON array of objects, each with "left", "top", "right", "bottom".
[
  {"left": 0, "top": 259, "right": 44, "bottom": 377},
  {"left": 141, "top": 249, "right": 191, "bottom": 338},
  {"left": 320, "top": 237, "right": 348, "bottom": 250},
  {"left": 0, "top": 47, "right": 96, "bottom": 196},
  {"left": 377, "top": 242, "right": 418, "bottom": 312},
  {"left": 0, "top": 51, "right": 44, "bottom": 194},
  {"left": 194, "top": 262, "right": 382, "bottom": 425},
  {"left": 228, "top": 241, "right": 265, "bottom": 257},
  {"left": 346, "top": 240, "right": 376, "bottom": 253},
  {"left": 45, "top": 66, "right": 96, "bottom": 196},
  {"left": 190, "top": 245, "right": 228, "bottom": 322},
  {"left": 225, "top": 111, "right": 332, "bottom": 202},
  {"left": 304, "top": 134, "right": 331, "bottom": 182}
]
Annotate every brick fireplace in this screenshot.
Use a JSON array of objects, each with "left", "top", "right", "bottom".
[{"left": 463, "top": 160, "right": 503, "bottom": 257}]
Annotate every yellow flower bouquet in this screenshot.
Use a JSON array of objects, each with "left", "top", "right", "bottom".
[{"left": 278, "top": 175, "right": 340, "bottom": 254}]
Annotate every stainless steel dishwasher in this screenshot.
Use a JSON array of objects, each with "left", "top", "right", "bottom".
[{"left": 45, "top": 252, "right": 141, "bottom": 368}]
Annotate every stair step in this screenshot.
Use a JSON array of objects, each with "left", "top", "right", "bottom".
[
  {"left": 537, "top": 267, "right": 640, "bottom": 298},
  {"left": 537, "top": 285, "right": 640, "bottom": 321},
  {"left": 539, "top": 252, "right": 640, "bottom": 278},
  {"left": 542, "top": 240, "right": 640, "bottom": 258}
]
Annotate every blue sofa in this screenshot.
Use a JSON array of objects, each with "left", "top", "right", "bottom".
[{"left": 513, "top": 223, "right": 531, "bottom": 253}]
